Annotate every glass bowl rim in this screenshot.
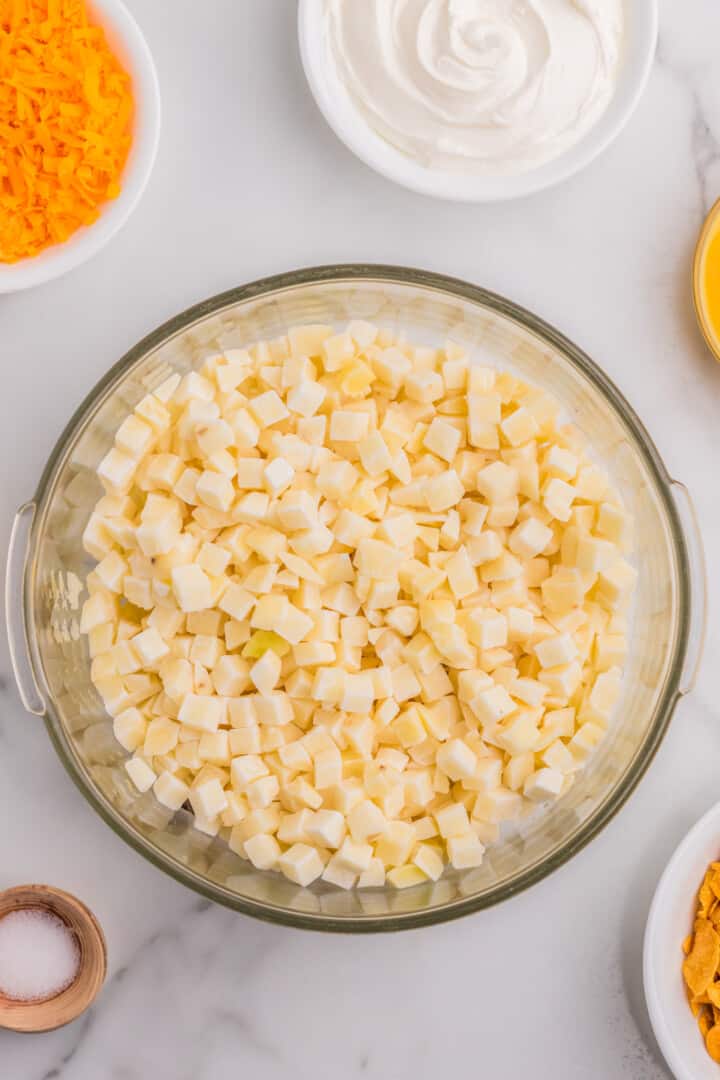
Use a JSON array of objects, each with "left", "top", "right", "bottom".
[{"left": 26, "top": 264, "right": 690, "bottom": 932}]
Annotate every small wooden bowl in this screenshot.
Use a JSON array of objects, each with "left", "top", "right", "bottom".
[{"left": 0, "top": 885, "right": 107, "bottom": 1033}]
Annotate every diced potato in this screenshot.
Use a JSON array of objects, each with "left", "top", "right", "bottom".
[{"left": 82, "top": 323, "right": 634, "bottom": 889}]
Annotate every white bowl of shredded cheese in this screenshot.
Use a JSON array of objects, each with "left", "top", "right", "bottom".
[
  {"left": 299, "top": 0, "right": 658, "bottom": 202},
  {"left": 0, "top": 0, "right": 161, "bottom": 294}
]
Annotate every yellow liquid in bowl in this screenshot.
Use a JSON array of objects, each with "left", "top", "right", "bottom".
[
  {"left": 695, "top": 203, "right": 720, "bottom": 359},
  {"left": 702, "top": 228, "right": 720, "bottom": 343}
]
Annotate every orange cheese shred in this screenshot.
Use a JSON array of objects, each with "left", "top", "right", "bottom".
[{"left": 0, "top": 0, "right": 133, "bottom": 262}]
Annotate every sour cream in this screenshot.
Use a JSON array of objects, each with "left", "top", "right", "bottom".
[{"left": 325, "top": 0, "right": 624, "bottom": 176}]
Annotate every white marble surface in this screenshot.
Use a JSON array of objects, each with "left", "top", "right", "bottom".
[{"left": 1, "top": 1, "right": 720, "bottom": 1076}]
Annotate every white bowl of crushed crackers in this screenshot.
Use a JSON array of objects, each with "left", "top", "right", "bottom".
[
  {"left": 0, "top": 0, "right": 160, "bottom": 293},
  {"left": 645, "top": 800, "right": 720, "bottom": 1080}
]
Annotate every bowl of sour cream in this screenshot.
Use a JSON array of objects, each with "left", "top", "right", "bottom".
[{"left": 299, "top": 0, "right": 658, "bottom": 202}]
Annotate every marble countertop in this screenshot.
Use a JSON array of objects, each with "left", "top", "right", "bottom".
[{"left": 2, "top": 1, "right": 720, "bottom": 1076}]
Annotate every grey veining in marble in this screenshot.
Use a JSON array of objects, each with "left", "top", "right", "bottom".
[{"left": 2, "top": 1, "right": 720, "bottom": 1077}]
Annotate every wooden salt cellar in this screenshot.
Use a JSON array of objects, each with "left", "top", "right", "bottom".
[{"left": 0, "top": 884, "right": 106, "bottom": 1033}]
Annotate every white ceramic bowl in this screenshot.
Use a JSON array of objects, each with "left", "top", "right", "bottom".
[
  {"left": 0, "top": 0, "right": 161, "bottom": 294},
  {"left": 644, "top": 800, "right": 720, "bottom": 1080},
  {"left": 298, "top": 0, "right": 658, "bottom": 202}
]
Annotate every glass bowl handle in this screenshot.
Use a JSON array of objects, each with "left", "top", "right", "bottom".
[
  {"left": 5, "top": 502, "right": 45, "bottom": 716},
  {"left": 671, "top": 480, "right": 707, "bottom": 697}
]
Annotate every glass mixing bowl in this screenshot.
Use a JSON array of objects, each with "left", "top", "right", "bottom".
[{"left": 6, "top": 266, "right": 706, "bottom": 931}]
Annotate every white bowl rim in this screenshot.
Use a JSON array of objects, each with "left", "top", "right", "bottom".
[
  {"left": 644, "top": 799, "right": 720, "bottom": 1080},
  {"left": 0, "top": 0, "right": 161, "bottom": 293},
  {"left": 298, "top": 0, "right": 659, "bottom": 203}
]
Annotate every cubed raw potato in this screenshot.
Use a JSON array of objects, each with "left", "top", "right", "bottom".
[
  {"left": 314, "top": 747, "right": 343, "bottom": 789},
  {"left": 473, "top": 787, "right": 523, "bottom": 823},
  {"left": 535, "top": 633, "right": 578, "bottom": 669},
  {"left": 190, "top": 777, "right": 228, "bottom": 819},
  {"left": 143, "top": 716, "right": 180, "bottom": 756},
  {"left": 244, "top": 833, "right": 282, "bottom": 871},
  {"left": 322, "top": 856, "right": 358, "bottom": 890},
  {"left": 447, "top": 834, "right": 485, "bottom": 869},
  {"left": 196, "top": 470, "right": 234, "bottom": 512},
  {"left": 541, "top": 739, "right": 576, "bottom": 775},
  {"left": 595, "top": 502, "right": 630, "bottom": 547},
  {"left": 195, "top": 418, "right": 233, "bottom": 457},
  {"left": 477, "top": 461, "right": 518, "bottom": 503},
  {"left": 597, "top": 559, "right": 638, "bottom": 609},
  {"left": 446, "top": 546, "right": 478, "bottom": 600},
  {"left": 277, "top": 843, "right": 324, "bottom": 886},
  {"left": 387, "top": 864, "right": 428, "bottom": 889},
  {"left": 357, "top": 431, "right": 392, "bottom": 476},
  {"left": 354, "top": 539, "right": 404, "bottom": 580},
  {"left": 277, "top": 603, "right": 314, "bottom": 646},
  {"left": 465, "top": 531, "right": 502, "bottom": 567},
  {"left": 113, "top": 707, "right": 147, "bottom": 752},
  {"left": 178, "top": 693, "right": 226, "bottom": 733},
  {"left": 94, "top": 551, "right": 127, "bottom": 594},
  {"left": 131, "top": 627, "right": 170, "bottom": 667},
  {"left": 465, "top": 609, "right": 507, "bottom": 650},
  {"left": 503, "top": 752, "right": 535, "bottom": 792},
  {"left": 286, "top": 380, "right": 326, "bottom": 418},
  {"left": 523, "top": 767, "right": 564, "bottom": 802},
  {"left": 594, "top": 633, "right": 627, "bottom": 672},
  {"left": 115, "top": 414, "right": 154, "bottom": 460},
  {"left": 346, "top": 800, "right": 387, "bottom": 843},
  {"left": 264, "top": 457, "right": 294, "bottom": 496},
  {"left": 198, "top": 730, "right": 231, "bottom": 765},
  {"left": 153, "top": 771, "right": 190, "bottom": 811},
  {"left": 495, "top": 710, "right": 540, "bottom": 755},
  {"left": 469, "top": 685, "right": 515, "bottom": 725},
  {"left": 250, "top": 649, "right": 281, "bottom": 695},
  {"left": 276, "top": 491, "right": 317, "bottom": 532},
  {"left": 172, "top": 565, "right": 213, "bottom": 612},
  {"left": 436, "top": 739, "right": 477, "bottom": 782},
  {"left": 412, "top": 842, "right": 444, "bottom": 881},
  {"left": 434, "top": 802, "right": 471, "bottom": 838},
  {"left": 125, "top": 756, "right": 156, "bottom": 793},
  {"left": 501, "top": 407, "right": 538, "bottom": 447},
  {"left": 211, "top": 655, "right": 250, "bottom": 696},
  {"left": 424, "top": 469, "right": 464, "bottom": 512},
  {"left": 580, "top": 668, "right": 622, "bottom": 725},
  {"left": 507, "top": 606, "right": 534, "bottom": 642},
  {"left": 83, "top": 323, "right": 635, "bottom": 890},
  {"left": 374, "top": 822, "right": 415, "bottom": 867},
  {"left": 541, "top": 568, "right": 586, "bottom": 613},
  {"left": 97, "top": 447, "right": 137, "bottom": 494},
  {"left": 510, "top": 677, "right": 547, "bottom": 708},
  {"left": 307, "top": 809, "right": 346, "bottom": 849},
  {"left": 390, "top": 665, "right": 422, "bottom": 706},
  {"left": 330, "top": 410, "right": 370, "bottom": 442},
  {"left": 80, "top": 590, "right": 117, "bottom": 634},
  {"left": 543, "top": 445, "right": 579, "bottom": 480},
  {"left": 509, "top": 517, "right": 553, "bottom": 559},
  {"left": 230, "top": 754, "right": 269, "bottom": 791},
  {"left": 254, "top": 693, "right": 293, "bottom": 727},
  {"left": 423, "top": 417, "right": 461, "bottom": 463},
  {"left": 543, "top": 478, "right": 575, "bottom": 522},
  {"left": 248, "top": 390, "right": 289, "bottom": 428},
  {"left": 197, "top": 542, "right": 231, "bottom": 577},
  {"left": 82, "top": 514, "right": 115, "bottom": 560},
  {"left": 246, "top": 774, "right": 280, "bottom": 809}
]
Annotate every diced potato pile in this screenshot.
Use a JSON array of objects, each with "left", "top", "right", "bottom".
[{"left": 81, "top": 322, "right": 636, "bottom": 890}]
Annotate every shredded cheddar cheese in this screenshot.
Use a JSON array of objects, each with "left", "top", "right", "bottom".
[{"left": 0, "top": 0, "right": 133, "bottom": 263}]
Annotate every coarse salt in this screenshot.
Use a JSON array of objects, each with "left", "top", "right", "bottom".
[{"left": 0, "top": 908, "right": 80, "bottom": 1002}]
